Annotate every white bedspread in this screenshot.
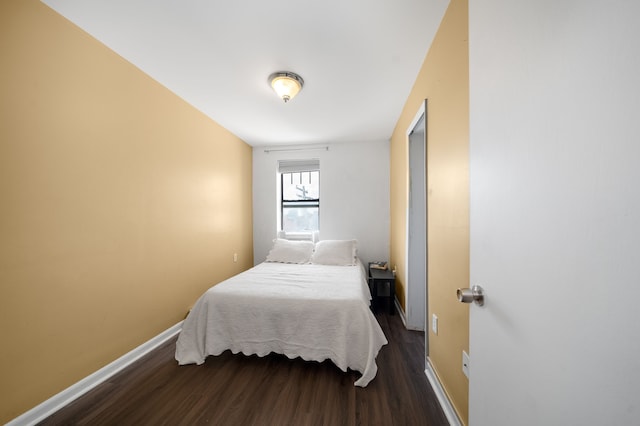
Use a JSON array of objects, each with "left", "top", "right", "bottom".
[{"left": 175, "top": 262, "right": 388, "bottom": 386}]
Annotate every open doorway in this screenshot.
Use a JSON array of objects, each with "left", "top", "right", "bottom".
[{"left": 406, "top": 100, "right": 428, "bottom": 344}]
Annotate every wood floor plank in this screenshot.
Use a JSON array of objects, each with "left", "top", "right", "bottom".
[{"left": 39, "top": 312, "right": 449, "bottom": 426}]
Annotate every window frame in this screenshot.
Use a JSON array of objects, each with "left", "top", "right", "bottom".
[{"left": 280, "top": 170, "right": 320, "bottom": 232}]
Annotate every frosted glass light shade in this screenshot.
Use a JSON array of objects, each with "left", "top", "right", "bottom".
[{"left": 269, "top": 72, "right": 304, "bottom": 103}]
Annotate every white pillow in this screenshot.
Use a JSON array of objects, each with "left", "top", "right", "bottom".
[
  {"left": 310, "top": 240, "right": 357, "bottom": 266},
  {"left": 265, "top": 239, "right": 314, "bottom": 264}
]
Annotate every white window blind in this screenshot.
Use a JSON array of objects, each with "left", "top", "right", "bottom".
[{"left": 278, "top": 159, "right": 320, "bottom": 173}]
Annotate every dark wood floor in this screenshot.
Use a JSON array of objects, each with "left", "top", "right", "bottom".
[{"left": 39, "top": 311, "right": 448, "bottom": 426}]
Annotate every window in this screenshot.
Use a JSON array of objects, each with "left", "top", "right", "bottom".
[{"left": 279, "top": 160, "right": 319, "bottom": 232}]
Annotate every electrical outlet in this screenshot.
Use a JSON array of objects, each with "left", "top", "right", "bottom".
[
  {"left": 432, "top": 314, "right": 438, "bottom": 335},
  {"left": 233, "top": 253, "right": 238, "bottom": 262},
  {"left": 462, "top": 350, "right": 470, "bottom": 378}
]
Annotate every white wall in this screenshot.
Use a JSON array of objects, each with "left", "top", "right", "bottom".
[
  {"left": 253, "top": 141, "right": 390, "bottom": 266},
  {"left": 469, "top": 1, "right": 640, "bottom": 425}
]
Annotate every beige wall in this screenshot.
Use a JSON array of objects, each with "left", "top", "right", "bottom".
[
  {"left": 0, "top": 0, "right": 253, "bottom": 422},
  {"left": 389, "top": 0, "right": 469, "bottom": 423}
]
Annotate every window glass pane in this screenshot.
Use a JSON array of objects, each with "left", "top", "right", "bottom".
[
  {"left": 280, "top": 170, "right": 319, "bottom": 232},
  {"left": 282, "top": 171, "right": 319, "bottom": 201},
  {"left": 282, "top": 206, "right": 319, "bottom": 232}
]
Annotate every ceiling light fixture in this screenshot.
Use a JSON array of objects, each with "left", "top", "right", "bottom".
[{"left": 269, "top": 71, "right": 304, "bottom": 103}]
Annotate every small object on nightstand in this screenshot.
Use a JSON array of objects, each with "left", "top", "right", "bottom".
[
  {"left": 370, "top": 261, "right": 388, "bottom": 270},
  {"left": 368, "top": 262, "right": 395, "bottom": 315}
]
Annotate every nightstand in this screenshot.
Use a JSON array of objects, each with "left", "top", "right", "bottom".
[{"left": 368, "top": 263, "right": 395, "bottom": 315}]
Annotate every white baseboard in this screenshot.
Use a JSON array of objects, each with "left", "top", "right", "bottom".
[
  {"left": 7, "top": 321, "right": 183, "bottom": 426},
  {"left": 425, "top": 359, "right": 462, "bottom": 426}
]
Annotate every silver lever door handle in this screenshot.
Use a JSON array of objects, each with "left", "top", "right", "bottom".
[{"left": 457, "top": 285, "right": 484, "bottom": 306}]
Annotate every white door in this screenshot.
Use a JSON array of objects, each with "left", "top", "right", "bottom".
[
  {"left": 406, "top": 101, "right": 427, "bottom": 332},
  {"left": 468, "top": 1, "right": 640, "bottom": 425}
]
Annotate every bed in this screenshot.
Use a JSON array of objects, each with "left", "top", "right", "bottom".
[{"left": 175, "top": 238, "right": 388, "bottom": 387}]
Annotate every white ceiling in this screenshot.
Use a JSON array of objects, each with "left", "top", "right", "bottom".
[{"left": 42, "top": 0, "right": 449, "bottom": 147}]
